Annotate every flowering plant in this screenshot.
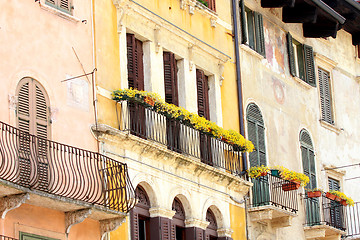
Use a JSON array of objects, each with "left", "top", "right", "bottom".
[
  {"left": 112, "top": 89, "right": 254, "bottom": 152},
  {"left": 248, "top": 165, "right": 270, "bottom": 178},
  {"left": 328, "top": 190, "right": 354, "bottom": 206},
  {"left": 305, "top": 188, "right": 323, "bottom": 193},
  {"left": 272, "top": 166, "right": 309, "bottom": 187}
]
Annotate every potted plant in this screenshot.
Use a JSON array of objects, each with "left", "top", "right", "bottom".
[
  {"left": 248, "top": 165, "right": 270, "bottom": 179},
  {"left": 271, "top": 166, "right": 309, "bottom": 191},
  {"left": 306, "top": 188, "right": 323, "bottom": 198},
  {"left": 326, "top": 190, "right": 354, "bottom": 206}
]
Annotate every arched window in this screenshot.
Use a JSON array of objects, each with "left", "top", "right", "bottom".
[
  {"left": 246, "top": 103, "right": 266, "bottom": 167},
  {"left": 300, "top": 130, "right": 316, "bottom": 189},
  {"left": 205, "top": 208, "right": 218, "bottom": 240},
  {"left": 131, "top": 185, "right": 151, "bottom": 240},
  {"left": 172, "top": 197, "right": 186, "bottom": 240},
  {"left": 16, "top": 77, "right": 50, "bottom": 139}
]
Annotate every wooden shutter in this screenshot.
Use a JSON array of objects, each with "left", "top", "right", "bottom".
[
  {"left": 318, "top": 68, "right": 333, "bottom": 124},
  {"left": 161, "top": 218, "right": 171, "bottom": 240},
  {"left": 240, "top": 0, "right": 247, "bottom": 44},
  {"left": 304, "top": 44, "right": 316, "bottom": 87},
  {"left": 328, "top": 178, "right": 340, "bottom": 191},
  {"left": 287, "top": 33, "right": 296, "bottom": 77},
  {"left": 207, "top": 0, "right": 216, "bottom": 12},
  {"left": 163, "top": 52, "right": 178, "bottom": 105},
  {"left": 131, "top": 210, "right": 140, "bottom": 240},
  {"left": 196, "top": 69, "right": 210, "bottom": 120},
  {"left": 247, "top": 11, "right": 255, "bottom": 50},
  {"left": 301, "top": 130, "right": 316, "bottom": 189},
  {"left": 127, "top": 34, "right": 144, "bottom": 90},
  {"left": 254, "top": 12, "right": 266, "bottom": 57},
  {"left": 46, "top": 0, "right": 56, "bottom": 5},
  {"left": 59, "top": 0, "right": 71, "bottom": 12}
]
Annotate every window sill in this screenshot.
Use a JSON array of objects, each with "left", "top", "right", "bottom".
[
  {"left": 39, "top": 2, "right": 79, "bottom": 23},
  {"left": 319, "top": 120, "right": 342, "bottom": 135},
  {"left": 240, "top": 44, "right": 264, "bottom": 60},
  {"left": 292, "top": 76, "right": 313, "bottom": 90}
]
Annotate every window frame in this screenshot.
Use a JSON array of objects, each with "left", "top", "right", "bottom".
[{"left": 45, "top": 0, "right": 73, "bottom": 15}]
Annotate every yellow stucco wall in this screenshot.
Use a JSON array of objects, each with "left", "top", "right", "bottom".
[
  {"left": 230, "top": 204, "right": 247, "bottom": 240},
  {"left": 110, "top": 216, "right": 129, "bottom": 239}
]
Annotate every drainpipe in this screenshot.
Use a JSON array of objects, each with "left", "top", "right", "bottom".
[
  {"left": 231, "top": 1, "right": 250, "bottom": 239},
  {"left": 231, "top": 0, "right": 248, "bottom": 175}
]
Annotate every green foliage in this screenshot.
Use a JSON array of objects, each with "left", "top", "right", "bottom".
[{"left": 197, "top": 0, "right": 208, "bottom": 7}]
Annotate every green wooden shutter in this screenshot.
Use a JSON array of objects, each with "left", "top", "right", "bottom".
[
  {"left": 287, "top": 33, "right": 296, "bottom": 77},
  {"left": 20, "top": 232, "right": 58, "bottom": 240},
  {"left": 318, "top": 68, "right": 333, "bottom": 124},
  {"left": 59, "top": 0, "right": 71, "bottom": 13},
  {"left": 239, "top": 0, "right": 247, "bottom": 44},
  {"left": 328, "top": 178, "right": 340, "bottom": 191},
  {"left": 247, "top": 10, "right": 255, "bottom": 50},
  {"left": 254, "top": 12, "right": 266, "bottom": 57},
  {"left": 304, "top": 44, "right": 316, "bottom": 87}
]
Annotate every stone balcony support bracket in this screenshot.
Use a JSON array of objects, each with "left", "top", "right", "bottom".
[
  {"left": 0, "top": 193, "right": 30, "bottom": 219},
  {"left": 248, "top": 206, "right": 295, "bottom": 228},
  {"left": 65, "top": 208, "right": 92, "bottom": 234},
  {"left": 100, "top": 216, "right": 127, "bottom": 240},
  {"left": 304, "top": 225, "right": 345, "bottom": 240}
]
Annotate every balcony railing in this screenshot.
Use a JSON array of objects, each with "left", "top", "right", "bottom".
[
  {"left": 250, "top": 174, "right": 299, "bottom": 213},
  {"left": 0, "top": 121, "right": 135, "bottom": 213},
  {"left": 304, "top": 194, "right": 346, "bottom": 231},
  {"left": 116, "top": 100, "right": 244, "bottom": 175},
  {"left": 0, "top": 236, "right": 18, "bottom": 240},
  {"left": 346, "top": 202, "right": 360, "bottom": 238}
]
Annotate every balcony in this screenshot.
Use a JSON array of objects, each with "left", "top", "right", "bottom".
[
  {"left": 0, "top": 121, "right": 135, "bottom": 219},
  {"left": 304, "top": 194, "right": 346, "bottom": 239},
  {"left": 346, "top": 202, "right": 360, "bottom": 239},
  {"left": 0, "top": 236, "right": 17, "bottom": 240},
  {"left": 114, "top": 100, "right": 245, "bottom": 175},
  {"left": 248, "top": 174, "right": 298, "bottom": 228}
]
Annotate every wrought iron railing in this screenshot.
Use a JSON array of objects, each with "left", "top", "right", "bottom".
[
  {"left": 346, "top": 202, "right": 360, "bottom": 238},
  {"left": 116, "top": 100, "right": 244, "bottom": 175},
  {"left": 250, "top": 174, "right": 299, "bottom": 213},
  {"left": 0, "top": 121, "right": 135, "bottom": 213},
  {"left": 0, "top": 235, "right": 18, "bottom": 240},
  {"left": 304, "top": 194, "right": 346, "bottom": 231}
]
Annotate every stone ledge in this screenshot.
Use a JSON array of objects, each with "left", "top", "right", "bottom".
[
  {"left": 248, "top": 205, "right": 296, "bottom": 228},
  {"left": 93, "top": 124, "right": 252, "bottom": 195},
  {"left": 304, "top": 224, "right": 346, "bottom": 240}
]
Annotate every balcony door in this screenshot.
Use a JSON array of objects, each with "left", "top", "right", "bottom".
[
  {"left": 328, "top": 178, "right": 344, "bottom": 229},
  {"left": 300, "top": 130, "right": 320, "bottom": 226},
  {"left": 127, "top": 33, "right": 146, "bottom": 138},
  {"left": 16, "top": 78, "right": 50, "bottom": 190},
  {"left": 246, "top": 104, "right": 269, "bottom": 206}
]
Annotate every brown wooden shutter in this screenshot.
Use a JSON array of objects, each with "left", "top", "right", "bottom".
[
  {"left": 196, "top": 69, "right": 210, "bottom": 120},
  {"left": 304, "top": 44, "right": 316, "bottom": 87},
  {"left": 208, "top": 0, "right": 216, "bottom": 11},
  {"left": 161, "top": 218, "right": 171, "bottom": 240},
  {"left": 287, "top": 33, "right": 296, "bottom": 77},
  {"left": 131, "top": 210, "right": 140, "bottom": 240},
  {"left": 163, "top": 52, "right": 178, "bottom": 105},
  {"left": 17, "top": 79, "right": 31, "bottom": 134},
  {"left": 127, "top": 34, "right": 144, "bottom": 90}
]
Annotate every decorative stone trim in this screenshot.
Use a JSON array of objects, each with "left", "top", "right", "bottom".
[
  {"left": 356, "top": 76, "right": 360, "bottom": 82},
  {"left": 149, "top": 207, "right": 176, "bottom": 219},
  {"left": 240, "top": 44, "right": 264, "bottom": 60},
  {"left": 100, "top": 217, "right": 127, "bottom": 240},
  {"left": 65, "top": 209, "right": 92, "bottom": 234},
  {"left": 217, "top": 228, "right": 233, "bottom": 237},
  {"left": 185, "top": 218, "right": 209, "bottom": 230},
  {"left": 314, "top": 53, "right": 337, "bottom": 70},
  {"left": 8, "top": 94, "right": 18, "bottom": 110},
  {"left": 292, "top": 76, "right": 313, "bottom": 89},
  {"left": 319, "top": 120, "right": 342, "bottom": 135},
  {"left": 0, "top": 193, "right": 29, "bottom": 219}
]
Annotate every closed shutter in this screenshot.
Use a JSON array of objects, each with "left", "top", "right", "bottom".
[
  {"left": 17, "top": 79, "right": 31, "bottom": 155},
  {"left": 46, "top": 0, "right": 56, "bottom": 5},
  {"left": 163, "top": 52, "right": 178, "bottom": 105},
  {"left": 196, "top": 69, "right": 210, "bottom": 120},
  {"left": 254, "top": 12, "right": 266, "bottom": 57},
  {"left": 59, "top": 0, "right": 71, "bottom": 12},
  {"left": 131, "top": 210, "right": 140, "bottom": 240},
  {"left": 161, "top": 218, "right": 171, "bottom": 240},
  {"left": 239, "top": 0, "right": 247, "bottom": 44},
  {"left": 318, "top": 68, "right": 333, "bottom": 124},
  {"left": 127, "top": 34, "right": 144, "bottom": 90},
  {"left": 328, "top": 178, "right": 340, "bottom": 191},
  {"left": 304, "top": 44, "right": 316, "bottom": 87},
  {"left": 287, "top": 33, "right": 296, "bottom": 77}
]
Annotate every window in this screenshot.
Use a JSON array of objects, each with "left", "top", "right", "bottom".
[
  {"left": 246, "top": 104, "right": 266, "bottom": 168},
  {"left": 172, "top": 198, "right": 186, "bottom": 240},
  {"left": 328, "top": 178, "right": 344, "bottom": 229},
  {"left": 318, "top": 68, "right": 334, "bottom": 124},
  {"left": 20, "top": 232, "right": 58, "bottom": 240},
  {"left": 205, "top": 209, "right": 218, "bottom": 239},
  {"left": 300, "top": 130, "right": 316, "bottom": 190},
  {"left": 197, "top": 0, "right": 216, "bottom": 11},
  {"left": 357, "top": 45, "right": 360, "bottom": 59},
  {"left": 131, "top": 186, "right": 151, "bottom": 240},
  {"left": 240, "top": 0, "right": 266, "bottom": 57},
  {"left": 287, "top": 33, "right": 316, "bottom": 86},
  {"left": 45, "top": 0, "right": 72, "bottom": 14}
]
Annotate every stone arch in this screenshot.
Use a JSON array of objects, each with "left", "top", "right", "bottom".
[
  {"left": 131, "top": 173, "right": 159, "bottom": 207},
  {"left": 202, "top": 197, "right": 228, "bottom": 229},
  {"left": 168, "top": 186, "right": 192, "bottom": 219}
]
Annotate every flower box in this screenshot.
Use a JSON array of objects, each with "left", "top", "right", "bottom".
[
  {"left": 282, "top": 181, "right": 300, "bottom": 191},
  {"left": 326, "top": 192, "right": 336, "bottom": 200},
  {"left": 335, "top": 196, "right": 341, "bottom": 202},
  {"left": 271, "top": 169, "right": 280, "bottom": 177},
  {"left": 260, "top": 171, "right": 268, "bottom": 176},
  {"left": 307, "top": 191, "right": 322, "bottom": 198},
  {"left": 340, "top": 199, "right": 348, "bottom": 206}
]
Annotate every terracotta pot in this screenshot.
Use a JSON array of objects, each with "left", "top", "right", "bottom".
[
  {"left": 340, "top": 199, "right": 348, "bottom": 206},
  {"left": 307, "top": 191, "right": 322, "bottom": 198},
  {"left": 260, "top": 172, "right": 268, "bottom": 176},
  {"left": 144, "top": 96, "right": 155, "bottom": 106},
  {"left": 282, "top": 181, "right": 300, "bottom": 191},
  {"left": 335, "top": 196, "right": 341, "bottom": 202},
  {"left": 326, "top": 192, "right": 336, "bottom": 200}
]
